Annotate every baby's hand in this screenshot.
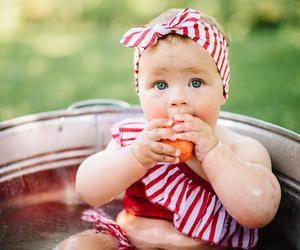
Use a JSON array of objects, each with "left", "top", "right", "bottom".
[
  {"left": 173, "top": 114, "right": 219, "bottom": 161},
  {"left": 132, "top": 118, "right": 181, "bottom": 169}
]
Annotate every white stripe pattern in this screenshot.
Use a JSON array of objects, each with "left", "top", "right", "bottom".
[
  {"left": 110, "top": 119, "right": 258, "bottom": 249},
  {"left": 81, "top": 208, "right": 134, "bottom": 249},
  {"left": 142, "top": 164, "right": 258, "bottom": 249}
]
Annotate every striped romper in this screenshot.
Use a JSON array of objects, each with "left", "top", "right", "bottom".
[{"left": 82, "top": 118, "right": 258, "bottom": 249}]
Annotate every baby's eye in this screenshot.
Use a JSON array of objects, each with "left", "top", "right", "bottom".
[
  {"left": 189, "top": 79, "right": 203, "bottom": 88},
  {"left": 154, "top": 81, "right": 168, "bottom": 90}
]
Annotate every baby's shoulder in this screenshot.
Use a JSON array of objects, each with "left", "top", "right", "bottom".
[
  {"left": 216, "top": 122, "right": 261, "bottom": 146},
  {"left": 215, "top": 123, "right": 247, "bottom": 144},
  {"left": 216, "top": 123, "right": 272, "bottom": 169}
]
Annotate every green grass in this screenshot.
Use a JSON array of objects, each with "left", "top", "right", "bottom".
[
  {"left": 0, "top": 23, "right": 299, "bottom": 133},
  {"left": 225, "top": 27, "right": 300, "bottom": 133}
]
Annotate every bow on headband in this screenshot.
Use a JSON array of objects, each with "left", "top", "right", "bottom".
[{"left": 120, "top": 8, "right": 230, "bottom": 98}]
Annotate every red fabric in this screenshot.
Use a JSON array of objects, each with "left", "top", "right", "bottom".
[
  {"left": 110, "top": 119, "right": 259, "bottom": 248},
  {"left": 123, "top": 162, "right": 213, "bottom": 220},
  {"left": 124, "top": 177, "right": 173, "bottom": 221}
]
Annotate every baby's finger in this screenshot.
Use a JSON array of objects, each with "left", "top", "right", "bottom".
[
  {"left": 174, "top": 113, "right": 194, "bottom": 122},
  {"left": 150, "top": 141, "right": 181, "bottom": 157},
  {"left": 149, "top": 128, "right": 177, "bottom": 141},
  {"left": 173, "top": 121, "right": 196, "bottom": 133},
  {"left": 174, "top": 114, "right": 207, "bottom": 127},
  {"left": 148, "top": 151, "right": 179, "bottom": 164},
  {"left": 174, "top": 115, "right": 208, "bottom": 133},
  {"left": 176, "top": 131, "right": 199, "bottom": 143},
  {"left": 146, "top": 118, "right": 173, "bottom": 130}
]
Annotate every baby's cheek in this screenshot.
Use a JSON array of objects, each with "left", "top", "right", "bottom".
[
  {"left": 195, "top": 103, "right": 220, "bottom": 127},
  {"left": 139, "top": 93, "right": 166, "bottom": 119},
  {"left": 142, "top": 102, "right": 169, "bottom": 120}
]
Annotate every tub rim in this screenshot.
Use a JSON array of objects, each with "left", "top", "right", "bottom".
[{"left": 0, "top": 106, "right": 299, "bottom": 143}]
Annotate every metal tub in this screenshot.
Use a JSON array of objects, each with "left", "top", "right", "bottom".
[{"left": 0, "top": 100, "right": 299, "bottom": 250}]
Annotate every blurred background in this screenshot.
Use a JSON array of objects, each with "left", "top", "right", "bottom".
[{"left": 0, "top": 0, "right": 299, "bottom": 133}]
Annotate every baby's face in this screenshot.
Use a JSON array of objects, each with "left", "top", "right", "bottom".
[{"left": 138, "top": 35, "right": 226, "bottom": 127}]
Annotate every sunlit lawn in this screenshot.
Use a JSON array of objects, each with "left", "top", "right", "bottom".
[{"left": 0, "top": 23, "right": 299, "bottom": 133}]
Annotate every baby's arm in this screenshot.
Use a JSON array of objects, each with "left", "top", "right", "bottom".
[
  {"left": 201, "top": 128, "right": 281, "bottom": 228},
  {"left": 76, "top": 118, "right": 179, "bottom": 207},
  {"left": 173, "top": 114, "right": 281, "bottom": 228},
  {"left": 75, "top": 139, "right": 146, "bottom": 206}
]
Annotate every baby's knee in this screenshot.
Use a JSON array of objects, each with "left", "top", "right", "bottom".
[{"left": 56, "top": 230, "right": 117, "bottom": 250}]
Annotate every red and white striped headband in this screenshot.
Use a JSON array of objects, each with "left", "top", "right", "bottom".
[{"left": 120, "top": 8, "right": 230, "bottom": 98}]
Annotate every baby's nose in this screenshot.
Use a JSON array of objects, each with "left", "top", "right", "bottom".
[
  {"left": 169, "top": 92, "right": 188, "bottom": 107},
  {"left": 170, "top": 98, "right": 188, "bottom": 107}
]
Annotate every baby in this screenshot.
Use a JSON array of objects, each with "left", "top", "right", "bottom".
[{"left": 58, "top": 8, "right": 281, "bottom": 250}]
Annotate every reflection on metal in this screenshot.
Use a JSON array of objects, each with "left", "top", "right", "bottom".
[
  {"left": 0, "top": 101, "right": 299, "bottom": 250},
  {"left": 67, "top": 99, "right": 131, "bottom": 110},
  {"left": 0, "top": 146, "right": 95, "bottom": 183}
]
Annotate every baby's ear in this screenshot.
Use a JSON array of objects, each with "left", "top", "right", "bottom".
[{"left": 220, "top": 94, "right": 227, "bottom": 106}]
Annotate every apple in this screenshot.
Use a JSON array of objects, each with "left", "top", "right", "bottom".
[
  {"left": 161, "top": 139, "right": 194, "bottom": 162},
  {"left": 161, "top": 120, "right": 194, "bottom": 162}
]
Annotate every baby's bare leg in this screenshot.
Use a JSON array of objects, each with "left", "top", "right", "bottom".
[
  {"left": 116, "top": 210, "right": 222, "bottom": 250},
  {"left": 55, "top": 229, "right": 117, "bottom": 250}
]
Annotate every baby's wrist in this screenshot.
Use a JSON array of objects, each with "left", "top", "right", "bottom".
[
  {"left": 202, "top": 142, "right": 226, "bottom": 168},
  {"left": 202, "top": 142, "right": 225, "bottom": 162},
  {"left": 128, "top": 145, "right": 150, "bottom": 172},
  {"left": 201, "top": 142, "right": 228, "bottom": 180},
  {"left": 198, "top": 136, "right": 219, "bottom": 162}
]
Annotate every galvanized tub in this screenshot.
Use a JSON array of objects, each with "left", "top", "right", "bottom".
[{"left": 0, "top": 99, "right": 299, "bottom": 250}]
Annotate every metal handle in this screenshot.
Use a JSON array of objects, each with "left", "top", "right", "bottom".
[{"left": 67, "top": 99, "right": 131, "bottom": 110}]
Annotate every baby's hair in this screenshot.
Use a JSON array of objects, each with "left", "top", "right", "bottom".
[{"left": 146, "top": 8, "right": 231, "bottom": 46}]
